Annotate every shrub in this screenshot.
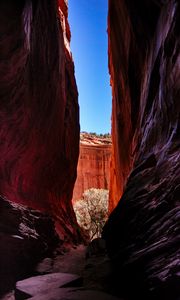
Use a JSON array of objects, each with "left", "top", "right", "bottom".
[{"left": 73, "top": 188, "right": 109, "bottom": 240}]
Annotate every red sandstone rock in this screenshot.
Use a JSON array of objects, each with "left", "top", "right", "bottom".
[
  {"left": 108, "top": 1, "right": 137, "bottom": 212},
  {"left": 0, "top": 0, "right": 80, "bottom": 242},
  {"left": 72, "top": 133, "right": 112, "bottom": 204},
  {"left": 104, "top": 0, "right": 180, "bottom": 299}
]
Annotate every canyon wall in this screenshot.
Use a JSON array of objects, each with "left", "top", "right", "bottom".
[
  {"left": 72, "top": 133, "right": 112, "bottom": 203},
  {"left": 0, "top": 0, "right": 80, "bottom": 242},
  {"left": 104, "top": 0, "right": 180, "bottom": 299}
]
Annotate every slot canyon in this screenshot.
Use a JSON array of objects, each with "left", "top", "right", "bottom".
[{"left": 0, "top": 0, "right": 179, "bottom": 299}]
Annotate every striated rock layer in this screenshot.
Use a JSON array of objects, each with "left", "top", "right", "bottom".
[
  {"left": 104, "top": 0, "right": 180, "bottom": 299},
  {"left": 0, "top": 0, "right": 80, "bottom": 241},
  {"left": 72, "top": 133, "right": 112, "bottom": 203}
]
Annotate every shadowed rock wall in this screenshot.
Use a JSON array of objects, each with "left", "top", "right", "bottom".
[
  {"left": 104, "top": 0, "right": 180, "bottom": 299},
  {"left": 0, "top": 0, "right": 80, "bottom": 241}
]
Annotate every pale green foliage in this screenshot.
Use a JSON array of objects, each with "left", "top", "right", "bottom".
[{"left": 73, "top": 188, "right": 109, "bottom": 240}]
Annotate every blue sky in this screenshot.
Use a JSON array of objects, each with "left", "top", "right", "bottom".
[{"left": 68, "top": 0, "right": 112, "bottom": 134}]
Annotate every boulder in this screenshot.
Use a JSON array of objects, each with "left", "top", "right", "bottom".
[{"left": 0, "top": 197, "right": 59, "bottom": 296}]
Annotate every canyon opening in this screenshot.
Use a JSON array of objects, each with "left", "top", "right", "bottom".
[
  {"left": 68, "top": 0, "right": 112, "bottom": 241},
  {"left": 0, "top": 1, "right": 179, "bottom": 300}
]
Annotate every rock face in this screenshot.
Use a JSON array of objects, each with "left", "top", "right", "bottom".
[
  {"left": 0, "top": 0, "right": 80, "bottom": 241},
  {"left": 72, "top": 133, "right": 112, "bottom": 203},
  {"left": 0, "top": 196, "right": 59, "bottom": 296},
  {"left": 104, "top": 0, "right": 180, "bottom": 299}
]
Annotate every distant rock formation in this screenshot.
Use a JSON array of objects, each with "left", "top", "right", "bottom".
[{"left": 72, "top": 133, "right": 112, "bottom": 203}]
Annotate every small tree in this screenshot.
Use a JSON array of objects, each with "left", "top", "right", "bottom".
[{"left": 73, "top": 188, "right": 109, "bottom": 240}]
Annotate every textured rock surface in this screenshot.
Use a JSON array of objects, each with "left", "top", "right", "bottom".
[
  {"left": 104, "top": 0, "right": 180, "bottom": 299},
  {"left": 72, "top": 133, "right": 112, "bottom": 203},
  {"left": 0, "top": 0, "right": 80, "bottom": 240},
  {"left": 0, "top": 196, "right": 59, "bottom": 296}
]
